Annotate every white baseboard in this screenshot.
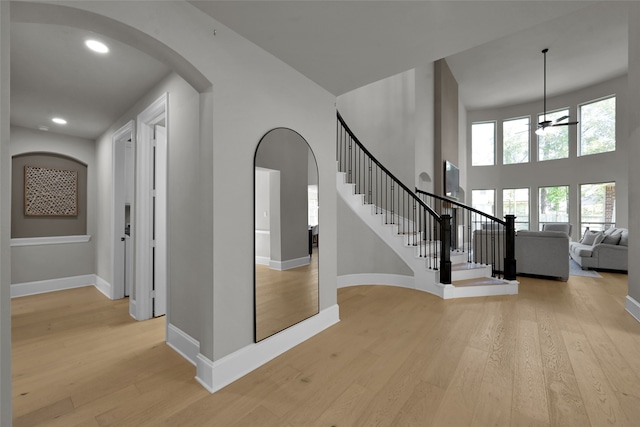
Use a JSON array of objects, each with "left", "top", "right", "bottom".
[
  {"left": 167, "top": 323, "right": 200, "bottom": 366},
  {"left": 94, "top": 275, "right": 113, "bottom": 299},
  {"left": 11, "top": 274, "right": 97, "bottom": 298},
  {"left": 337, "top": 273, "right": 414, "bottom": 289},
  {"left": 129, "top": 299, "right": 138, "bottom": 320},
  {"left": 625, "top": 295, "right": 640, "bottom": 324},
  {"left": 255, "top": 256, "right": 270, "bottom": 266},
  {"left": 195, "top": 304, "right": 340, "bottom": 393},
  {"left": 270, "top": 255, "right": 310, "bottom": 271}
]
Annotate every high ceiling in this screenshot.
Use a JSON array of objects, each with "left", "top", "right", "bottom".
[
  {"left": 192, "top": 1, "right": 628, "bottom": 108},
  {"left": 9, "top": 1, "right": 629, "bottom": 139}
]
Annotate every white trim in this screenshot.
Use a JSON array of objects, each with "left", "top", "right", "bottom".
[
  {"left": 255, "top": 256, "right": 270, "bottom": 266},
  {"left": 337, "top": 273, "right": 415, "bottom": 289},
  {"left": 11, "top": 274, "right": 102, "bottom": 298},
  {"left": 135, "top": 93, "right": 168, "bottom": 320},
  {"left": 167, "top": 323, "right": 199, "bottom": 366},
  {"left": 625, "top": 295, "right": 640, "bottom": 323},
  {"left": 94, "top": 275, "right": 113, "bottom": 299},
  {"left": 11, "top": 235, "right": 91, "bottom": 247},
  {"left": 269, "top": 255, "right": 310, "bottom": 271},
  {"left": 195, "top": 304, "right": 340, "bottom": 393},
  {"left": 129, "top": 298, "right": 138, "bottom": 320}
]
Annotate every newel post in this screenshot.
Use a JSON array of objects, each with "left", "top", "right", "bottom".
[
  {"left": 440, "top": 215, "right": 452, "bottom": 284},
  {"left": 504, "top": 215, "right": 517, "bottom": 280}
]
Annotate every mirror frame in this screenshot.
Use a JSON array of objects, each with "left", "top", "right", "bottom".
[{"left": 253, "top": 127, "right": 319, "bottom": 342}]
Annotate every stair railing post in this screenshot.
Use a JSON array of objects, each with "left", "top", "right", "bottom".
[
  {"left": 440, "top": 215, "right": 452, "bottom": 284},
  {"left": 504, "top": 214, "right": 517, "bottom": 281}
]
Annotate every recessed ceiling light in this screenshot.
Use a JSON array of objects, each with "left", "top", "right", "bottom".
[
  {"left": 85, "top": 39, "right": 109, "bottom": 54},
  {"left": 52, "top": 117, "right": 67, "bottom": 125},
  {"left": 37, "top": 125, "right": 49, "bottom": 132}
]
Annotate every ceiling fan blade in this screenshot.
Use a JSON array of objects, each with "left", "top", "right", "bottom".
[
  {"left": 552, "top": 115, "right": 570, "bottom": 124},
  {"left": 551, "top": 121, "right": 579, "bottom": 127}
]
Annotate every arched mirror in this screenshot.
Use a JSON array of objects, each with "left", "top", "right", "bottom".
[{"left": 254, "top": 128, "right": 319, "bottom": 342}]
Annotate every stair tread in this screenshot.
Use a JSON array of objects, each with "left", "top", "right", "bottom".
[
  {"left": 452, "top": 277, "right": 508, "bottom": 287},
  {"left": 452, "top": 263, "right": 489, "bottom": 271}
]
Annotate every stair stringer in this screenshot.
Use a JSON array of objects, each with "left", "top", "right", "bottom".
[{"left": 337, "top": 172, "right": 447, "bottom": 298}]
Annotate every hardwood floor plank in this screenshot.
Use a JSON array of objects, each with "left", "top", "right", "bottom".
[
  {"left": 431, "top": 346, "right": 489, "bottom": 427},
  {"left": 470, "top": 298, "right": 518, "bottom": 426},
  {"left": 512, "top": 319, "right": 549, "bottom": 425},
  {"left": 543, "top": 368, "right": 590, "bottom": 427},
  {"left": 561, "top": 330, "right": 631, "bottom": 426}
]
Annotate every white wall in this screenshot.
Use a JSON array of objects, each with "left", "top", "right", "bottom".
[
  {"left": 10, "top": 126, "right": 97, "bottom": 284},
  {"left": 94, "top": 72, "right": 202, "bottom": 343},
  {"left": 59, "top": 2, "right": 338, "bottom": 363},
  {"left": 627, "top": 6, "right": 640, "bottom": 305},
  {"left": 337, "top": 69, "right": 416, "bottom": 186},
  {"left": 415, "top": 63, "right": 436, "bottom": 192},
  {"left": 337, "top": 197, "right": 413, "bottom": 276},
  {"left": 466, "top": 75, "right": 628, "bottom": 240}
]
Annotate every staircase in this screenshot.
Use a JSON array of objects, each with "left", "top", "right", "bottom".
[
  {"left": 337, "top": 112, "right": 518, "bottom": 299},
  {"left": 338, "top": 172, "right": 518, "bottom": 299}
]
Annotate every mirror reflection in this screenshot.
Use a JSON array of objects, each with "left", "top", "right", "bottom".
[{"left": 254, "top": 128, "right": 319, "bottom": 342}]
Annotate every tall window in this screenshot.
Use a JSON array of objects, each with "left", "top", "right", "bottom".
[
  {"left": 539, "top": 185, "right": 569, "bottom": 230},
  {"left": 503, "top": 117, "right": 529, "bottom": 164},
  {"left": 579, "top": 96, "right": 616, "bottom": 156},
  {"left": 472, "top": 189, "right": 495, "bottom": 230},
  {"left": 538, "top": 109, "right": 569, "bottom": 161},
  {"left": 472, "top": 189, "right": 495, "bottom": 215},
  {"left": 503, "top": 188, "right": 529, "bottom": 230},
  {"left": 580, "top": 182, "right": 615, "bottom": 236},
  {"left": 472, "top": 122, "right": 495, "bottom": 166}
]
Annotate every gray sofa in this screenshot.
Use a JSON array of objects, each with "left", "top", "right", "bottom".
[
  {"left": 515, "top": 230, "right": 570, "bottom": 281},
  {"left": 569, "top": 227, "right": 628, "bottom": 271}
]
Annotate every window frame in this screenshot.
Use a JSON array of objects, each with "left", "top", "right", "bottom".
[
  {"left": 502, "top": 116, "right": 530, "bottom": 165},
  {"left": 502, "top": 187, "right": 530, "bottom": 230},
  {"left": 578, "top": 95, "right": 616, "bottom": 157},
  {"left": 538, "top": 185, "right": 570, "bottom": 230},
  {"left": 471, "top": 121, "right": 496, "bottom": 166},
  {"left": 579, "top": 181, "right": 616, "bottom": 236},
  {"left": 537, "top": 108, "right": 570, "bottom": 162}
]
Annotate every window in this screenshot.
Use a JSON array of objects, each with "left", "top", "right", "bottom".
[
  {"left": 472, "top": 122, "right": 495, "bottom": 166},
  {"left": 580, "top": 182, "right": 615, "bottom": 236},
  {"left": 503, "top": 188, "right": 529, "bottom": 230},
  {"left": 538, "top": 185, "right": 569, "bottom": 230},
  {"left": 538, "top": 109, "right": 569, "bottom": 161},
  {"left": 579, "top": 96, "right": 616, "bottom": 156},
  {"left": 472, "top": 189, "right": 495, "bottom": 230},
  {"left": 503, "top": 117, "right": 529, "bottom": 164}
]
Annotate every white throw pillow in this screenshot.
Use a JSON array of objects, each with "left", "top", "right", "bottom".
[{"left": 581, "top": 230, "right": 599, "bottom": 245}]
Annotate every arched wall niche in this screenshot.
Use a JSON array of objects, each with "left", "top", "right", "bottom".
[{"left": 11, "top": 152, "right": 88, "bottom": 238}]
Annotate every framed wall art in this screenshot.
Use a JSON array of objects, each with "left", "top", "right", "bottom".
[{"left": 24, "top": 165, "right": 78, "bottom": 217}]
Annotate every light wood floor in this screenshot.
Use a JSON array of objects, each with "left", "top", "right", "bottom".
[
  {"left": 256, "top": 248, "right": 318, "bottom": 341},
  {"left": 12, "top": 271, "right": 640, "bottom": 426}
]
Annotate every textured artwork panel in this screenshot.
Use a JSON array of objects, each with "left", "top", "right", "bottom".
[{"left": 25, "top": 166, "right": 78, "bottom": 216}]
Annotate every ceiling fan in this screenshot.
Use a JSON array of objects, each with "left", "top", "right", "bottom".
[{"left": 535, "top": 48, "right": 578, "bottom": 136}]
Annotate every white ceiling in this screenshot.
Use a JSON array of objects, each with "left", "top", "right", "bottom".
[
  {"left": 10, "top": 22, "right": 170, "bottom": 140},
  {"left": 9, "top": 1, "right": 629, "bottom": 140},
  {"left": 191, "top": 1, "right": 628, "bottom": 107}
]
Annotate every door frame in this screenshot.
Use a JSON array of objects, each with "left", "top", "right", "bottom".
[
  {"left": 111, "top": 121, "right": 134, "bottom": 301},
  {"left": 134, "top": 93, "right": 168, "bottom": 320}
]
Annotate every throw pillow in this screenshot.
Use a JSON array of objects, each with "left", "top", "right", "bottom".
[
  {"left": 581, "top": 230, "right": 599, "bottom": 245},
  {"left": 620, "top": 230, "right": 629, "bottom": 246},
  {"left": 603, "top": 233, "right": 621, "bottom": 245},
  {"left": 593, "top": 232, "right": 605, "bottom": 246}
]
